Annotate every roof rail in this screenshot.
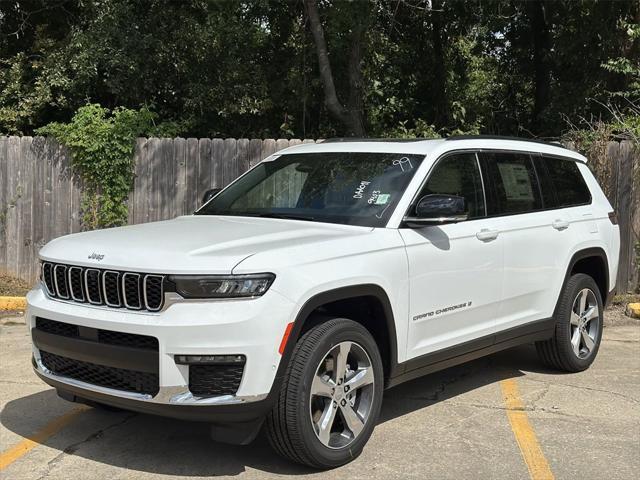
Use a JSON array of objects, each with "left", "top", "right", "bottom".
[
  {"left": 444, "top": 135, "right": 569, "bottom": 150},
  {"left": 322, "top": 137, "right": 428, "bottom": 143}
]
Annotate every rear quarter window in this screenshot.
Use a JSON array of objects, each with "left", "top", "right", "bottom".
[{"left": 542, "top": 156, "right": 591, "bottom": 207}]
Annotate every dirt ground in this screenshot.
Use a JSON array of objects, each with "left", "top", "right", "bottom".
[{"left": 0, "top": 272, "right": 31, "bottom": 296}]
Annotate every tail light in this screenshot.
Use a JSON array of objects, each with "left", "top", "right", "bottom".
[{"left": 608, "top": 211, "right": 618, "bottom": 225}]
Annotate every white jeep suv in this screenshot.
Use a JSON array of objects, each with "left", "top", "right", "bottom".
[{"left": 28, "top": 137, "right": 620, "bottom": 468}]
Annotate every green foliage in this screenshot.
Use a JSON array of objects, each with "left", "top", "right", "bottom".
[
  {"left": 36, "top": 104, "right": 166, "bottom": 229},
  {"left": 1, "top": 0, "right": 638, "bottom": 139}
]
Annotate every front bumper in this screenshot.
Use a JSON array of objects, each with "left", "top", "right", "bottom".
[{"left": 27, "top": 285, "right": 297, "bottom": 421}]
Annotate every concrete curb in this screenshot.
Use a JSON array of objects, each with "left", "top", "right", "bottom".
[{"left": 0, "top": 296, "right": 27, "bottom": 311}]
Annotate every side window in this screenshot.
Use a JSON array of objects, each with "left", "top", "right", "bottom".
[
  {"left": 482, "top": 152, "right": 542, "bottom": 215},
  {"left": 531, "top": 155, "right": 558, "bottom": 208},
  {"left": 542, "top": 156, "right": 591, "bottom": 207},
  {"left": 418, "top": 152, "right": 485, "bottom": 219}
]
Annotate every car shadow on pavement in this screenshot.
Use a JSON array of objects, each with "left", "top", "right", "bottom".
[{"left": 1, "top": 343, "right": 555, "bottom": 477}]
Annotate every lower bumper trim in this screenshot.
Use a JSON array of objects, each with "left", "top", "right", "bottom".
[{"left": 34, "top": 363, "right": 274, "bottom": 423}]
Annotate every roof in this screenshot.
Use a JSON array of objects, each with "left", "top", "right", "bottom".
[{"left": 275, "top": 136, "right": 587, "bottom": 163}]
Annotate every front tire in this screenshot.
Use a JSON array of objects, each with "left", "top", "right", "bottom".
[
  {"left": 536, "top": 273, "right": 604, "bottom": 372},
  {"left": 265, "top": 318, "right": 384, "bottom": 469}
]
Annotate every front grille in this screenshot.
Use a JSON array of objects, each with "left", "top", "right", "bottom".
[
  {"left": 41, "top": 262, "right": 164, "bottom": 312},
  {"left": 40, "top": 350, "right": 159, "bottom": 395},
  {"left": 35, "top": 318, "right": 158, "bottom": 351},
  {"left": 189, "top": 364, "right": 245, "bottom": 397}
]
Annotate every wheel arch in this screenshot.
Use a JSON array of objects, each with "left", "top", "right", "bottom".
[
  {"left": 281, "top": 284, "right": 401, "bottom": 383},
  {"left": 556, "top": 247, "right": 610, "bottom": 315}
]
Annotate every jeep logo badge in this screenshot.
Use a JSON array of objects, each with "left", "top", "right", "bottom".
[{"left": 88, "top": 252, "right": 105, "bottom": 261}]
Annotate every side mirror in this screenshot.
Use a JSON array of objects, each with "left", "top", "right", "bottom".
[
  {"left": 404, "top": 194, "right": 468, "bottom": 227},
  {"left": 202, "top": 188, "right": 222, "bottom": 205}
]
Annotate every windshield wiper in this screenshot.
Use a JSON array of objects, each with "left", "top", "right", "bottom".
[{"left": 255, "top": 213, "right": 316, "bottom": 221}]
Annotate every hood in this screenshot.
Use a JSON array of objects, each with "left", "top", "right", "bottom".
[{"left": 39, "top": 215, "right": 372, "bottom": 274}]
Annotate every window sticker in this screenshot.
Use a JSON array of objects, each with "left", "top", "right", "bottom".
[
  {"left": 497, "top": 163, "right": 534, "bottom": 201},
  {"left": 375, "top": 193, "right": 391, "bottom": 205},
  {"left": 393, "top": 157, "right": 414, "bottom": 172}
]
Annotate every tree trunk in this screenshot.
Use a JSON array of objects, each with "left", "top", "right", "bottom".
[
  {"left": 528, "top": 0, "right": 552, "bottom": 134},
  {"left": 431, "top": 0, "right": 449, "bottom": 126},
  {"left": 304, "top": 0, "right": 366, "bottom": 136}
]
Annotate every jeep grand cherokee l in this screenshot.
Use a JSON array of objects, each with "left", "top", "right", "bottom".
[{"left": 27, "top": 136, "right": 620, "bottom": 468}]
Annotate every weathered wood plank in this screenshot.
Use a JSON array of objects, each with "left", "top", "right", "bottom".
[
  {"left": 0, "top": 136, "right": 7, "bottom": 272},
  {"left": 185, "top": 138, "right": 199, "bottom": 213},
  {"left": 223, "top": 138, "right": 238, "bottom": 187},
  {"left": 237, "top": 139, "right": 250, "bottom": 177},
  {"left": 160, "top": 138, "right": 176, "bottom": 221},
  {"left": 30, "top": 137, "right": 46, "bottom": 280},
  {"left": 174, "top": 138, "right": 187, "bottom": 216},
  {"left": 616, "top": 140, "right": 634, "bottom": 292},
  {"left": 248, "top": 139, "right": 263, "bottom": 168},
  {"left": 211, "top": 138, "right": 224, "bottom": 192},
  {"left": 5, "top": 137, "right": 22, "bottom": 277},
  {"left": 197, "top": 138, "right": 212, "bottom": 208},
  {"left": 146, "top": 138, "right": 162, "bottom": 222}
]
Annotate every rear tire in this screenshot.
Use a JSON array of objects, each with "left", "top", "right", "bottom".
[
  {"left": 536, "top": 273, "right": 603, "bottom": 372},
  {"left": 265, "top": 318, "right": 384, "bottom": 469}
]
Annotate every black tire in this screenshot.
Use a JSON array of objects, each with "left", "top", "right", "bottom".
[
  {"left": 536, "top": 273, "right": 604, "bottom": 372},
  {"left": 265, "top": 318, "right": 384, "bottom": 469}
]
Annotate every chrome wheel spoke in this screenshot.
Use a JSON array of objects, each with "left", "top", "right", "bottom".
[
  {"left": 317, "top": 402, "right": 338, "bottom": 446},
  {"left": 333, "top": 342, "right": 351, "bottom": 383},
  {"left": 339, "top": 404, "right": 365, "bottom": 438},
  {"left": 311, "top": 373, "right": 335, "bottom": 398},
  {"left": 570, "top": 312, "right": 581, "bottom": 326},
  {"left": 585, "top": 305, "right": 599, "bottom": 322},
  {"left": 581, "top": 330, "right": 595, "bottom": 352},
  {"left": 571, "top": 327, "right": 582, "bottom": 356},
  {"left": 344, "top": 367, "right": 374, "bottom": 392},
  {"left": 578, "top": 289, "right": 588, "bottom": 315}
]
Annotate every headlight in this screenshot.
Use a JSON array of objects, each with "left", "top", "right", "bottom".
[{"left": 167, "top": 273, "right": 275, "bottom": 298}]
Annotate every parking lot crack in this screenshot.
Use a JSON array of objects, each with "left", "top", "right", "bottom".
[
  {"left": 36, "top": 413, "right": 137, "bottom": 480},
  {"left": 524, "top": 378, "right": 639, "bottom": 404}
]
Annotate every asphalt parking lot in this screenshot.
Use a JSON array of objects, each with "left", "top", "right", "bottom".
[{"left": 1, "top": 312, "right": 639, "bottom": 480}]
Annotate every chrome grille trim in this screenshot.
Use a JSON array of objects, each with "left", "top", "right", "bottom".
[
  {"left": 68, "top": 266, "right": 85, "bottom": 302},
  {"left": 53, "top": 264, "right": 70, "bottom": 299},
  {"left": 41, "top": 262, "right": 55, "bottom": 296},
  {"left": 122, "top": 273, "right": 142, "bottom": 310},
  {"left": 102, "top": 270, "right": 122, "bottom": 307},
  {"left": 143, "top": 275, "right": 164, "bottom": 312},
  {"left": 84, "top": 269, "right": 102, "bottom": 305},
  {"left": 41, "top": 262, "right": 164, "bottom": 312}
]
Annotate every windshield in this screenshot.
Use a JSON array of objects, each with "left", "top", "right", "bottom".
[{"left": 196, "top": 152, "right": 424, "bottom": 227}]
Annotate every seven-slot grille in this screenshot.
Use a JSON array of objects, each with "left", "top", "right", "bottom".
[{"left": 41, "top": 262, "right": 164, "bottom": 312}]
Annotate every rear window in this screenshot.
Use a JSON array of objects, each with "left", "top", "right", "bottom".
[
  {"left": 481, "top": 152, "right": 542, "bottom": 215},
  {"left": 541, "top": 156, "right": 591, "bottom": 207}
]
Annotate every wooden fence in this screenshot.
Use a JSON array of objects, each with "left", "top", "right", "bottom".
[{"left": 1, "top": 136, "right": 638, "bottom": 292}]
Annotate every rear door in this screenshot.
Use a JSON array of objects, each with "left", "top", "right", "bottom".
[
  {"left": 400, "top": 151, "right": 504, "bottom": 359},
  {"left": 478, "top": 151, "right": 577, "bottom": 332}
]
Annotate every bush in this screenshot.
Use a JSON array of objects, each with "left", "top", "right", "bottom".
[{"left": 36, "top": 104, "right": 172, "bottom": 229}]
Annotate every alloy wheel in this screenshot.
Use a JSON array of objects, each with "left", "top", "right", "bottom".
[
  {"left": 570, "top": 288, "right": 600, "bottom": 359},
  {"left": 309, "top": 341, "right": 375, "bottom": 449}
]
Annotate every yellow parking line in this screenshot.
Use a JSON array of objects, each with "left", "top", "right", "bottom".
[
  {"left": 501, "top": 379, "right": 554, "bottom": 480},
  {"left": 0, "top": 296, "right": 26, "bottom": 311},
  {"left": 0, "top": 406, "right": 88, "bottom": 471}
]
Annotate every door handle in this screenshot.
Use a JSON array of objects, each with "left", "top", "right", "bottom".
[
  {"left": 552, "top": 219, "right": 570, "bottom": 231},
  {"left": 476, "top": 229, "right": 499, "bottom": 242}
]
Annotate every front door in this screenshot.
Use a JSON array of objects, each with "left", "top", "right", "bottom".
[{"left": 400, "top": 152, "right": 503, "bottom": 360}]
